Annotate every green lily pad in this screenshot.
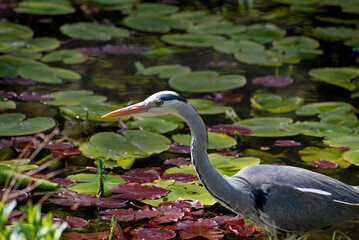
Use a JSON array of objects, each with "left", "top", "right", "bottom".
[
  {"left": 42, "top": 50, "right": 86, "bottom": 64},
  {"left": 251, "top": 93, "right": 304, "bottom": 113},
  {"left": 188, "top": 99, "right": 233, "bottom": 115},
  {"left": 0, "top": 22, "right": 33, "bottom": 39},
  {"left": 60, "top": 101, "right": 123, "bottom": 122},
  {"left": 234, "top": 50, "right": 284, "bottom": 67},
  {"left": 0, "top": 100, "right": 16, "bottom": 109},
  {"left": 139, "top": 64, "right": 191, "bottom": 79},
  {"left": 313, "top": 26, "right": 359, "bottom": 41},
  {"left": 214, "top": 39, "right": 265, "bottom": 54},
  {"left": 68, "top": 173, "right": 126, "bottom": 195},
  {"left": 235, "top": 117, "right": 304, "bottom": 137},
  {"left": 80, "top": 131, "right": 171, "bottom": 168},
  {"left": 127, "top": 116, "right": 179, "bottom": 133},
  {"left": 230, "top": 23, "right": 286, "bottom": 44},
  {"left": 161, "top": 34, "right": 226, "bottom": 47},
  {"left": 119, "top": 3, "right": 179, "bottom": 15},
  {"left": 272, "top": 36, "right": 323, "bottom": 58},
  {"left": 323, "top": 136, "right": 359, "bottom": 150},
  {"left": 0, "top": 37, "right": 60, "bottom": 53},
  {"left": 0, "top": 159, "right": 38, "bottom": 171},
  {"left": 169, "top": 71, "right": 246, "bottom": 93},
  {"left": 172, "top": 132, "right": 237, "bottom": 149},
  {"left": 0, "top": 113, "right": 55, "bottom": 136},
  {"left": 299, "top": 146, "right": 351, "bottom": 168},
  {"left": 187, "top": 21, "right": 246, "bottom": 35},
  {"left": 242, "top": 149, "right": 286, "bottom": 163},
  {"left": 60, "top": 22, "right": 129, "bottom": 41},
  {"left": 296, "top": 102, "right": 353, "bottom": 116},
  {"left": 143, "top": 180, "right": 216, "bottom": 206},
  {"left": 345, "top": 39, "right": 359, "bottom": 52},
  {"left": 44, "top": 90, "right": 107, "bottom": 106},
  {"left": 14, "top": 2, "right": 75, "bottom": 15},
  {"left": 308, "top": 67, "right": 359, "bottom": 91},
  {"left": 320, "top": 114, "right": 358, "bottom": 128},
  {"left": 342, "top": 150, "right": 359, "bottom": 165},
  {"left": 295, "top": 121, "right": 352, "bottom": 138},
  {"left": 170, "top": 11, "right": 222, "bottom": 24}
]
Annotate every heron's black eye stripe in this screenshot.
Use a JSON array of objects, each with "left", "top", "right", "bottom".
[{"left": 157, "top": 100, "right": 163, "bottom": 106}]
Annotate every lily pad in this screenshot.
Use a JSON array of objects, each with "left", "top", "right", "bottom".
[
  {"left": 252, "top": 75, "right": 293, "bottom": 87},
  {"left": 127, "top": 116, "right": 179, "bottom": 133},
  {"left": 0, "top": 22, "right": 33, "bottom": 39},
  {"left": 60, "top": 101, "right": 122, "bottom": 122},
  {"left": 234, "top": 50, "right": 284, "bottom": 67},
  {"left": 68, "top": 173, "right": 126, "bottom": 195},
  {"left": 0, "top": 37, "right": 60, "bottom": 53},
  {"left": 170, "top": 11, "right": 222, "bottom": 24},
  {"left": 60, "top": 22, "right": 129, "bottom": 41},
  {"left": 187, "top": 21, "right": 246, "bottom": 35},
  {"left": 272, "top": 36, "right": 322, "bottom": 58},
  {"left": 230, "top": 23, "right": 286, "bottom": 44},
  {"left": 188, "top": 99, "right": 233, "bottom": 115},
  {"left": 323, "top": 136, "right": 359, "bottom": 150},
  {"left": 342, "top": 150, "right": 359, "bottom": 165},
  {"left": 161, "top": 34, "right": 226, "bottom": 47},
  {"left": 0, "top": 113, "right": 55, "bottom": 136},
  {"left": 0, "top": 159, "right": 38, "bottom": 171},
  {"left": 235, "top": 117, "right": 304, "bottom": 137},
  {"left": 296, "top": 102, "right": 353, "bottom": 116},
  {"left": 345, "top": 39, "right": 359, "bottom": 52},
  {"left": 295, "top": 121, "right": 352, "bottom": 138},
  {"left": 214, "top": 39, "right": 265, "bottom": 54},
  {"left": 119, "top": 3, "right": 179, "bottom": 15},
  {"left": 44, "top": 90, "right": 107, "bottom": 106},
  {"left": 172, "top": 132, "right": 236, "bottom": 150},
  {"left": 0, "top": 100, "right": 16, "bottom": 109},
  {"left": 308, "top": 67, "right": 359, "bottom": 91},
  {"left": 169, "top": 71, "right": 246, "bottom": 93},
  {"left": 14, "top": 1, "right": 75, "bottom": 15},
  {"left": 42, "top": 50, "right": 86, "bottom": 64},
  {"left": 124, "top": 15, "right": 188, "bottom": 33},
  {"left": 139, "top": 64, "right": 191, "bottom": 79},
  {"left": 299, "top": 146, "right": 351, "bottom": 168},
  {"left": 313, "top": 26, "right": 359, "bottom": 41},
  {"left": 250, "top": 93, "right": 304, "bottom": 113},
  {"left": 79, "top": 131, "right": 171, "bottom": 168}
]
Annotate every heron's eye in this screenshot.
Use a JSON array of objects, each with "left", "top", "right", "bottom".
[{"left": 157, "top": 100, "right": 164, "bottom": 106}]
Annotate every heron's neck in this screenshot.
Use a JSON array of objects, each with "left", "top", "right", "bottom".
[{"left": 179, "top": 106, "right": 235, "bottom": 204}]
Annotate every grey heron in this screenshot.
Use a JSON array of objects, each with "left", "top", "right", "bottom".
[{"left": 102, "top": 91, "right": 359, "bottom": 234}]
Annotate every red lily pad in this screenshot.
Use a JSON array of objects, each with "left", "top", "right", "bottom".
[
  {"left": 53, "top": 148, "right": 82, "bottom": 157},
  {"left": 18, "top": 92, "right": 55, "bottom": 101},
  {"left": 212, "top": 91, "right": 245, "bottom": 103},
  {"left": 252, "top": 75, "right": 293, "bottom": 87},
  {"left": 11, "top": 136, "right": 39, "bottom": 152},
  {"left": 206, "top": 61, "right": 237, "bottom": 68},
  {"left": 213, "top": 215, "right": 255, "bottom": 236},
  {"left": 0, "top": 3, "right": 15, "bottom": 9},
  {"left": 0, "top": 90, "right": 17, "bottom": 99},
  {"left": 0, "top": 77, "right": 36, "bottom": 86},
  {"left": 308, "top": 159, "right": 338, "bottom": 169},
  {"left": 67, "top": 232, "right": 109, "bottom": 240},
  {"left": 168, "top": 142, "right": 191, "bottom": 154},
  {"left": 229, "top": 225, "right": 255, "bottom": 237},
  {"left": 0, "top": 139, "right": 12, "bottom": 149},
  {"left": 134, "top": 228, "right": 176, "bottom": 240},
  {"left": 45, "top": 141, "right": 73, "bottom": 150},
  {"left": 159, "top": 200, "right": 203, "bottom": 210},
  {"left": 274, "top": 139, "right": 301, "bottom": 147},
  {"left": 110, "top": 182, "right": 170, "bottom": 201},
  {"left": 50, "top": 178, "right": 76, "bottom": 188},
  {"left": 100, "top": 208, "right": 136, "bottom": 221},
  {"left": 91, "top": 198, "right": 127, "bottom": 208},
  {"left": 163, "top": 157, "right": 191, "bottom": 166},
  {"left": 337, "top": 146, "right": 350, "bottom": 151},
  {"left": 161, "top": 173, "right": 198, "bottom": 183},
  {"left": 66, "top": 216, "right": 88, "bottom": 228},
  {"left": 0, "top": 189, "right": 28, "bottom": 201},
  {"left": 176, "top": 219, "right": 224, "bottom": 240},
  {"left": 209, "top": 124, "right": 253, "bottom": 135},
  {"left": 120, "top": 167, "right": 162, "bottom": 183},
  {"left": 49, "top": 192, "right": 97, "bottom": 207},
  {"left": 214, "top": 149, "right": 242, "bottom": 156}
]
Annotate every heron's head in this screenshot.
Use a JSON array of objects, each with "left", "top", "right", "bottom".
[{"left": 101, "top": 91, "right": 189, "bottom": 118}]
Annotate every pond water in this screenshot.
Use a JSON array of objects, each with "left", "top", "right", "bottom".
[{"left": 1, "top": 0, "right": 359, "bottom": 239}]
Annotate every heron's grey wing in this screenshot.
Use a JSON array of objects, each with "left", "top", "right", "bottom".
[{"left": 256, "top": 184, "right": 359, "bottom": 232}]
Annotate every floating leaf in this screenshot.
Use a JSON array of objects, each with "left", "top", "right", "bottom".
[
  {"left": 135, "top": 228, "right": 176, "bottom": 240},
  {"left": 169, "top": 71, "right": 246, "bottom": 93},
  {"left": 0, "top": 113, "right": 55, "bottom": 136},
  {"left": 172, "top": 132, "right": 237, "bottom": 150},
  {"left": 295, "top": 121, "right": 352, "bottom": 138},
  {"left": 0, "top": 22, "right": 33, "bottom": 39},
  {"left": 234, "top": 50, "right": 284, "bottom": 66},
  {"left": 252, "top": 75, "right": 293, "bottom": 87},
  {"left": 14, "top": 2, "right": 75, "bottom": 15},
  {"left": 230, "top": 23, "right": 286, "bottom": 43},
  {"left": 66, "top": 216, "right": 88, "bottom": 228},
  {"left": 79, "top": 131, "right": 171, "bottom": 168},
  {"left": 313, "top": 26, "right": 359, "bottom": 41},
  {"left": 235, "top": 117, "right": 304, "bottom": 137},
  {"left": 308, "top": 67, "right": 359, "bottom": 91},
  {"left": 119, "top": 3, "right": 179, "bottom": 15},
  {"left": 124, "top": 15, "right": 188, "bottom": 33},
  {"left": 42, "top": 50, "right": 86, "bottom": 64},
  {"left": 176, "top": 219, "right": 224, "bottom": 240},
  {"left": 345, "top": 39, "right": 359, "bottom": 52},
  {"left": 170, "top": 11, "right": 222, "bottom": 24},
  {"left": 161, "top": 34, "right": 226, "bottom": 47},
  {"left": 120, "top": 167, "right": 162, "bottom": 183},
  {"left": 68, "top": 173, "right": 126, "bottom": 195},
  {"left": 0, "top": 100, "right": 16, "bottom": 109},
  {"left": 127, "top": 116, "right": 179, "bottom": 133},
  {"left": 60, "top": 22, "right": 129, "bottom": 41},
  {"left": 139, "top": 64, "right": 191, "bottom": 79},
  {"left": 214, "top": 39, "right": 265, "bottom": 54},
  {"left": 251, "top": 93, "right": 304, "bottom": 113},
  {"left": 296, "top": 101, "right": 353, "bottom": 116},
  {"left": 272, "top": 36, "right": 323, "bottom": 58},
  {"left": 45, "top": 90, "right": 107, "bottom": 106},
  {"left": 209, "top": 124, "right": 253, "bottom": 135},
  {"left": 110, "top": 182, "right": 169, "bottom": 200},
  {"left": 274, "top": 140, "right": 300, "bottom": 147},
  {"left": 342, "top": 150, "right": 359, "bottom": 165},
  {"left": 299, "top": 146, "right": 350, "bottom": 168},
  {"left": 308, "top": 159, "right": 338, "bottom": 169},
  {"left": 187, "top": 21, "right": 246, "bottom": 35},
  {"left": 0, "top": 37, "right": 60, "bottom": 53},
  {"left": 323, "top": 136, "right": 359, "bottom": 150},
  {"left": 0, "top": 159, "right": 38, "bottom": 171}
]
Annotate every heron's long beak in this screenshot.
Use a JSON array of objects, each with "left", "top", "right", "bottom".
[{"left": 101, "top": 101, "right": 150, "bottom": 118}]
